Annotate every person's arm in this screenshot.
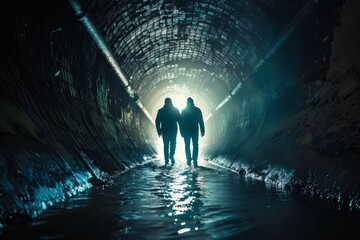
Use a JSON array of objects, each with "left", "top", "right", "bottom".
[
  {"left": 155, "top": 110, "right": 162, "bottom": 137},
  {"left": 198, "top": 109, "right": 205, "bottom": 137}
]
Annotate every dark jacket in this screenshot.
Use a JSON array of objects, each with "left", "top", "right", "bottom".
[
  {"left": 180, "top": 106, "right": 205, "bottom": 137},
  {"left": 155, "top": 104, "right": 180, "bottom": 136}
]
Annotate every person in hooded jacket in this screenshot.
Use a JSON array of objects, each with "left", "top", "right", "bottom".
[
  {"left": 155, "top": 98, "right": 180, "bottom": 165},
  {"left": 180, "top": 97, "right": 205, "bottom": 167}
]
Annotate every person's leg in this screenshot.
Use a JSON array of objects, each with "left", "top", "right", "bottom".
[
  {"left": 162, "top": 135, "right": 170, "bottom": 165},
  {"left": 169, "top": 134, "right": 176, "bottom": 164},
  {"left": 192, "top": 133, "right": 199, "bottom": 167},
  {"left": 183, "top": 136, "right": 191, "bottom": 166}
]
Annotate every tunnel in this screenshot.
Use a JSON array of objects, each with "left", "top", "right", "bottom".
[{"left": 1, "top": 0, "right": 360, "bottom": 238}]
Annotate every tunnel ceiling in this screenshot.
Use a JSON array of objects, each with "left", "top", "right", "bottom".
[{"left": 82, "top": 0, "right": 307, "bottom": 117}]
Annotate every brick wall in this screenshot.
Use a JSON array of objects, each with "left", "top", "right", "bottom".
[{"left": 0, "top": 1, "right": 155, "bottom": 227}]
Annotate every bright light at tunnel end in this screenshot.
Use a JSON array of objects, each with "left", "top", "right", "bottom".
[
  {"left": 149, "top": 92, "right": 211, "bottom": 153},
  {"left": 170, "top": 94, "right": 188, "bottom": 111},
  {"left": 152, "top": 93, "right": 209, "bottom": 117}
]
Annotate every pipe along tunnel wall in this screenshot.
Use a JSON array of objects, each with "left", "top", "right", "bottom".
[
  {"left": 0, "top": 0, "right": 360, "bottom": 228},
  {"left": 0, "top": 1, "right": 158, "bottom": 227}
]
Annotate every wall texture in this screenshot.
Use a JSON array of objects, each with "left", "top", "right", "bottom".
[
  {"left": 0, "top": 2, "right": 155, "bottom": 228},
  {"left": 205, "top": 0, "right": 360, "bottom": 209}
]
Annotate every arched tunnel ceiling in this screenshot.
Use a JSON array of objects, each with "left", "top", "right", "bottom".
[{"left": 82, "top": 0, "right": 307, "bottom": 117}]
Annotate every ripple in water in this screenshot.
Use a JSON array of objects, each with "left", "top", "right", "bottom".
[{"left": 2, "top": 160, "right": 360, "bottom": 239}]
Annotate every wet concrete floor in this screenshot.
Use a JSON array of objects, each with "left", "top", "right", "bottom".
[{"left": 2, "top": 160, "right": 360, "bottom": 239}]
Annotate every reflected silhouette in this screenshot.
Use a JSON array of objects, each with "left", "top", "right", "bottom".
[
  {"left": 180, "top": 98, "right": 205, "bottom": 167},
  {"left": 155, "top": 98, "right": 181, "bottom": 165}
]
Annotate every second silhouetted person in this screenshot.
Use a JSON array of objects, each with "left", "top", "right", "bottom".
[{"left": 180, "top": 97, "right": 205, "bottom": 167}]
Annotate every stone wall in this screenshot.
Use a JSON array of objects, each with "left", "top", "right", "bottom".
[
  {"left": 205, "top": 0, "right": 360, "bottom": 208},
  {"left": 0, "top": 2, "right": 155, "bottom": 228}
]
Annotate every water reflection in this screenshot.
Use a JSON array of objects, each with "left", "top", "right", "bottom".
[
  {"left": 158, "top": 167, "right": 204, "bottom": 236},
  {"left": 2, "top": 161, "right": 360, "bottom": 240}
]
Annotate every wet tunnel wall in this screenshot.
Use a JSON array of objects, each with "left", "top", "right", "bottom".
[
  {"left": 0, "top": 0, "right": 360, "bottom": 229},
  {"left": 0, "top": 1, "right": 156, "bottom": 227},
  {"left": 206, "top": 0, "right": 360, "bottom": 207}
]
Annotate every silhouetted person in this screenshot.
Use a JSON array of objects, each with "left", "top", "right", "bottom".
[
  {"left": 180, "top": 97, "right": 205, "bottom": 167},
  {"left": 155, "top": 98, "right": 180, "bottom": 165}
]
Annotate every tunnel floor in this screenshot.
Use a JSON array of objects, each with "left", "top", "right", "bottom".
[{"left": 2, "top": 160, "right": 360, "bottom": 239}]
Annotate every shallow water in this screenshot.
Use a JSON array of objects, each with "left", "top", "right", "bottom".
[{"left": 2, "top": 160, "right": 360, "bottom": 239}]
